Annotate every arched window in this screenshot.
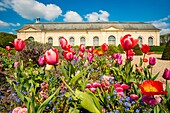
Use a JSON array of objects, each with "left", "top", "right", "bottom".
[
  {"left": 48, "top": 37, "right": 53, "bottom": 45},
  {"left": 148, "top": 37, "right": 153, "bottom": 46},
  {"left": 80, "top": 37, "right": 85, "bottom": 45},
  {"left": 108, "top": 35, "right": 116, "bottom": 45},
  {"left": 28, "top": 36, "right": 34, "bottom": 41},
  {"left": 138, "top": 37, "right": 142, "bottom": 46},
  {"left": 69, "top": 37, "right": 75, "bottom": 46},
  {"left": 93, "top": 36, "right": 99, "bottom": 46}
]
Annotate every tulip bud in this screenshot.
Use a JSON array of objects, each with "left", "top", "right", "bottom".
[
  {"left": 162, "top": 68, "right": 170, "bottom": 80},
  {"left": 141, "top": 44, "right": 150, "bottom": 54},
  {"left": 136, "top": 66, "right": 142, "bottom": 72},
  {"left": 14, "top": 62, "right": 19, "bottom": 68},
  {"left": 60, "top": 37, "right": 68, "bottom": 49},
  {"left": 149, "top": 57, "right": 156, "bottom": 65},
  {"left": 6, "top": 46, "right": 11, "bottom": 51}
]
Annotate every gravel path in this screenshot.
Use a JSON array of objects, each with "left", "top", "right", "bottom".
[{"left": 121, "top": 54, "right": 170, "bottom": 84}]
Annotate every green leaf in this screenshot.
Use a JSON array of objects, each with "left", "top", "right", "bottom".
[
  {"left": 61, "top": 61, "right": 69, "bottom": 79},
  {"left": 36, "top": 87, "right": 60, "bottom": 113},
  {"left": 70, "top": 69, "right": 85, "bottom": 85},
  {"left": 69, "top": 107, "right": 80, "bottom": 113},
  {"left": 75, "top": 90, "right": 101, "bottom": 113},
  {"left": 152, "top": 72, "right": 160, "bottom": 80}
]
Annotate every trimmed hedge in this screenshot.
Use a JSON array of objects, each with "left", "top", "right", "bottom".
[
  {"left": 161, "top": 40, "right": 170, "bottom": 60},
  {"left": 150, "top": 45, "right": 165, "bottom": 52},
  {"left": 133, "top": 44, "right": 143, "bottom": 55},
  {"left": 0, "top": 32, "right": 16, "bottom": 48}
]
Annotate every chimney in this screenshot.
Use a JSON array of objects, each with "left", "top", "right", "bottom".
[{"left": 36, "top": 17, "right": 40, "bottom": 23}]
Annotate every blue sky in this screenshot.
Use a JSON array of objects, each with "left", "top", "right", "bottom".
[{"left": 0, "top": 0, "right": 170, "bottom": 34}]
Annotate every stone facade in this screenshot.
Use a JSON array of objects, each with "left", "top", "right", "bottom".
[{"left": 17, "top": 22, "right": 160, "bottom": 46}]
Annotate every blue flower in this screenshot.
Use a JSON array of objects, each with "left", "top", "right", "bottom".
[
  {"left": 46, "top": 106, "right": 50, "bottom": 110},
  {"left": 135, "top": 109, "right": 139, "bottom": 113},
  {"left": 115, "top": 110, "right": 119, "bottom": 113},
  {"left": 107, "top": 96, "right": 110, "bottom": 99},
  {"left": 53, "top": 108, "right": 57, "bottom": 112}
]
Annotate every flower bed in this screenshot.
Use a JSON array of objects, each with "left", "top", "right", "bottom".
[{"left": 0, "top": 34, "right": 170, "bottom": 113}]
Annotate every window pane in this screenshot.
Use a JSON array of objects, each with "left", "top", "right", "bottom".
[
  {"left": 138, "top": 37, "right": 142, "bottom": 46},
  {"left": 148, "top": 37, "right": 153, "bottom": 46},
  {"left": 93, "top": 37, "right": 99, "bottom": 46},
  {"left": 108, "top": 36, "right": 116, "bottom": 45},
  {"left": 48, "top": 37, "right": 53, "bottom": 45},
  {"left": 70, "top": 37, "right": 74, "bottom": 46},
  {"left": 80, "top": 37, "right": 85, "bottom": 45}
]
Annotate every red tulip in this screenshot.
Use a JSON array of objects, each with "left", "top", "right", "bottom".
[
  {"left": 87, "top": 46, "right": 94, "bottom": 53},
  {"left": 79, "top": 51, "right": 84, "bottom": 58},
  {"left": 121, "top": 84, "right": 130, "bottom": 90},
  {"left": 127, "top": 49, "right": 135, "bottom": 56},
  {"left": 92, "top": 82, "right": 101, "bottom": 88},
  {"left": 12, "top": 39, "right": 26, "bottom": 51},
  {"left": 101, "top": 43, "right": 108, "bottom": 52},
  {"left": 79, "top": 44, "right": 86, "bottom": 52},
  {"left": 60, "top": 37, "right": 68, "bottom": 49},
  {"left": 143, "top": 58, "right": 148, "bottom": 62},
  {"left": 116, "top": 87, "right": 124, "bottom": 92},
  {"left": 6, "top": 46, "right": 11, "bottom": 51},
  {"left": 86, "top": 83, "right": 92, "bottom": 88},
  {"left": 114, "top": 83, "right": 121, "bottom": 88},
  {"left": 63, "top": 51, "right": 74, "bottom": 61},
  {"left": 130, "top": 94, "right": 139, "bottom": 101},
  {"left": 44, "top": 48, "right": 59, "bottom": 65},
  {"left": 141, "top": 44, "right": 150, "bottom": 54},
  {"left": 139, "top": 80, "right": 167, "bottom": 96},
  {"left": 120, "top": 34, "right": 138, "bottom": 51}
]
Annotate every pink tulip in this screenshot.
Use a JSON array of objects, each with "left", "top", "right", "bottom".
[
  {"left": 113, "top": 53, "right": 122, "bottom": 60},
  {"left": 121, "top": 84, "right": 130, "bottom": 90},
  {"left": 73, "top": 55, "right": 78, "bottom": 61},
  {"left": 114, "top": 83, "right": 121, "bottom": 88},
  {"left": 44, "top": 48, "right": 59, "bottom": 65},
  {"left": 130, "top": 94, "right": 139, "bottom": 100},
  {"left": 86, "top": 83, "right": 92, "bottom": 88},
  {"left": 38, "top": 56, "right": 45, "bottom": 65},
  {"left": 60, "top": 37, "right": 68, "bottom": 49},
  {"left": 14, "top": 62, "right": 19, "bottom": 68},
  {"left": 117, "top": 91, "right": 124, "bottom": 97},
  {"left": 12, "top": 39, "right": 26, "bottom": 51},
  {"left": 87, "top": 53, "right": 93, "bottom": 63},
  {"left": 89, "top": 88, "right": 96, "bottom": 93},
  {"left": 92, "top": 82, "right": 101, "bottom": 88},
  {"left": 18, "top": 108, "right": 27, "bottom": 113},
  {"left": 120, "top": 34, "right": 138, "bottom": 51},
  {"left": 116, "top": 87, "right": 124, "bottom": 92},
  {"left": 116, "top": 58, "right": 122, "bottom": 65},
  {"left": 12, "top": 107, "right": 22, "bottom": 113},
  {"left": 79, "top": 51, "right": 84, "bottom": 58},
  {"left": 79, "top": 44, "right": 86, "bottom": 52},
  {"left": 136, "top": 66, "right": 142, "bottom": 72}
]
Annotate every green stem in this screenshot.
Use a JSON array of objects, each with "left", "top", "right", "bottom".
[{"left": 54, "top": 65, "right": 75, "bottom": 95}]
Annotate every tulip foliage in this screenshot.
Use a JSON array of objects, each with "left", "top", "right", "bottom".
[{"left": 1, "top": 35, "right": 170, "bottom": 113}]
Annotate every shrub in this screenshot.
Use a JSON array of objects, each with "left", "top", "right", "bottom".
[
  {"left": 133, "top": 44, "right": 143, "bottom": 55},
  {"left": 19, "top": 40, "right": 53, "bottom": 66},
  {"left": 117, "top": 44, "right": 124, "bottom": 53},
  {"left": 105, "top": 44, "right": 120, "bottom": 56},
  {"left": 0, "top": 32, "right": 16, "bottom": 48},
  {"left": 161, "top": 40, "right": 170, "bottom": 60},
  {"left": 0, "top": 47, "right": 16, "bottom": 55}
]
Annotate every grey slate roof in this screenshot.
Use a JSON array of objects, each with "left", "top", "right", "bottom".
[{"left": 19, "top": 22, "right": 160, "bottom": 31}]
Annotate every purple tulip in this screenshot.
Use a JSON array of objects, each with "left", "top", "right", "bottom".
[
  {"left": 113, "top": 53, "right": 122, "bottom": 60},
  {"left": 116, "top": 58, "right": 122, "bottom": 65},
  {"left": 38, "top": 56, "right": 45, "bottom": 65},
  {"left": 87, "top": 54, "right": 93, "bottom": 63},
  {"left": 73, "top": 55, "right": 78, "bottom": 61},
  {"left": 149, "top": 57, "right": 156, "bottom": 65},
  {"left": 162, "top": 68, "right": 170, "bottom": 80},
  {"left": 142, "top": 95, "right": 161, "bottom": 106}
]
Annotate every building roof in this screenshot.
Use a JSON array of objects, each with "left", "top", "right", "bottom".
[{"left": 18, "top": 22, "right": 160, "bottom": 31}]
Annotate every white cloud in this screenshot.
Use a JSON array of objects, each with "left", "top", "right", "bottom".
[
  {"left": 85, "top": 10, "right": 110, "bottom": 22},
  {"left": 63, "top": 11, "right": 83, "bottom": 22},
  {"left": 8, "top": 32, "right": 13, "bottom": 34},
  {"left": 0, "top": 0, "right": 62, "bottom": 21},
  {"left": 0, "top": 20, "right": 9, "bottom": 29},
  {"left": 0, "top": 7, "right": 6, "bottom": 11},
  {"left": 0, "top": 20, "right": 20, "bottom": 29},
  {"left": 148, "top": 15, "right": 170, "bottom": 35}
]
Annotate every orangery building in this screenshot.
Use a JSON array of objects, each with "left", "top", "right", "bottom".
[{"left": 17, "top": 22, "right": 160, "bottom": 46}]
